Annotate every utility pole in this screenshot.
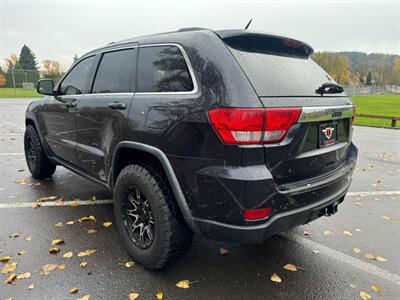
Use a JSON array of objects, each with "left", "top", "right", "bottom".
[{"left": 11, "top": 67, "right": 16, "bottom": 96}]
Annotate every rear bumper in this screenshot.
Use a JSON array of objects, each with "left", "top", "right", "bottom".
[
  {"left": 193, "top": 182, "right": 349, "bottom": 244},
  {"left": 189, "top": 144, "right": 357, "bottom": 243}
]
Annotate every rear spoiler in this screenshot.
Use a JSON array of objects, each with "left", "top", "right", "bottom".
[{"left": 215, "top": 30, "right": 314, "bottom": 58}]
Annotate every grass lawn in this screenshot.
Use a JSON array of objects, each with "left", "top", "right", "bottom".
[
  {"left": 351, "top": 95, "right": 400, "bottom": 128},
  {"left": 0, "top": 88, "right": 41, "bottom": 98}
]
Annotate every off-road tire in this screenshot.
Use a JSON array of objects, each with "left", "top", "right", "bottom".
[
  {"left": 114, "top": 164, "right": 193, "bottom": 270},
  {"left": 24, "top": 125, "right": 56, "bottom": 178}
]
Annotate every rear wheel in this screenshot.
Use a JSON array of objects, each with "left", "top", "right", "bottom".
[
  {"left": 24, "top": 125, "right": 56, "bottom": 179},
  {"left": 114, "top": 164, "right": 193, "bottom": 270}
]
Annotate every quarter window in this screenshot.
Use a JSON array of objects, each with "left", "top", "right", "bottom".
[
  {"left": 137, "top": 46, "right": 194, "bottom": 93},
  {"left": 59, "top": 56, "right": 96, "bottom": 95},
  {"left": 92, "top": 49, "right": 136, "bottom": 94}
]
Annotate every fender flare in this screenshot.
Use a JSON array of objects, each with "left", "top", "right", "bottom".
[
  {"left": 111, "top": 141, "right": 198, "bottom": 232},
  {"left": 25, "top": 114, "right": 53, "bottom": 158}
]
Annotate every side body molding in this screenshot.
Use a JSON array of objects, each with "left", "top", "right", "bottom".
[{"left": 111, "top": 141, "right": 198, "bottom": 232}]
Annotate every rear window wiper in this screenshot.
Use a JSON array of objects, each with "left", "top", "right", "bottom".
[{"left": 315, "top": 83, "right": 344, "bottom": 96}]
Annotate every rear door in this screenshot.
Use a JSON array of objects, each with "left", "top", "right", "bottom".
[
  {"left": 75, "top": 46, "right": 137, "bottom": 182},
  {"left": 222, "top": 32, "right": 354, "bottom": 184}
]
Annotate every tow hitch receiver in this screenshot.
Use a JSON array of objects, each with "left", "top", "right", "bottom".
[{"left": 320, "top": 201, "right": 339, "bottom": 217}]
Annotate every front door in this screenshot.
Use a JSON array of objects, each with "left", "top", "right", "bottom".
[
  {"left": 75, "top": 47, "right": 137, "bottom": 182},
  {"left": 41, "top": 55, "right": 98, "bottom": 166}
]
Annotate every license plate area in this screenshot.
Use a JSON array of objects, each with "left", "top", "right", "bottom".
[{"left": 319, "top": 122, "right": 338, "bottom": 148}]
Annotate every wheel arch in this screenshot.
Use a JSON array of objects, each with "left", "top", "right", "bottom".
[{"left": 111, "top": 141, "right": 197, "bottom": 232}]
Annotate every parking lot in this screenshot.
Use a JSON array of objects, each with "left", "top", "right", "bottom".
[{"left": 0, "top": 98, "right": 399, "bottom": 300}]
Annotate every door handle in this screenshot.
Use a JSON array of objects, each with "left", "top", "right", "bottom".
[
  {"left": 107, "top": 102, "right": 126, "bottom": 110},
  {"left": 65, "top": 101, "right": 76, "bottom": 108}
]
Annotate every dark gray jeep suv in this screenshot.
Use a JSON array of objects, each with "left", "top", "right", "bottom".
[{"left": 25, "top": 28, "right": 357, "bottom": 269}]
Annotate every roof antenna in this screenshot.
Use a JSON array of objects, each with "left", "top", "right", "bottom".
[{"left": 245, "top": 18, "right": 253, "bottom": 30}]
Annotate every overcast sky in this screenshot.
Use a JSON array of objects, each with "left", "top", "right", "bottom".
[{"left": 1, "top": 0, "right": 399, "bottom": 71}]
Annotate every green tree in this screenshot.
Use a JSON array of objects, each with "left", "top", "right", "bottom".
[
  {"left": 366, "top": 71, "right": 372, "bottom": 85},
  {"left": 18, "top": 45, "right": 38, "bottom": 70},
  {"left": 312, "top": 52, "right": 351, "bottom": 85}
]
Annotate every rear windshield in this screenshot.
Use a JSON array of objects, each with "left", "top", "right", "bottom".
[{"left": 229, "top": 47, "right": 341, "bottom": 97}]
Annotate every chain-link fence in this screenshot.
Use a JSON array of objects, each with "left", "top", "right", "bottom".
[
  {"left": 0, "top": 68, "right": 63, "bottom": 97},
  {"left": 344, "top": 85, "right": 400, "bottom": 96}
]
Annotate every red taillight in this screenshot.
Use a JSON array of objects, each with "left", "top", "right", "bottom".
[
  {"left": 208, "top": 107, "right": 301, "bottom": 145},
  {"left": 243, "top": 207, "right": 272, "bottom": 221},
  {"left": 264, "top": 108, "right": 302, "bottom": 143}
]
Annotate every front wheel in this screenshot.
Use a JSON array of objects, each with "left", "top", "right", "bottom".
[
  {"left": 24, "top": 125, "right": 56, "bottom": 179},
  {"left": 113, "top": 164, "right": 193, "bottom": 270}
]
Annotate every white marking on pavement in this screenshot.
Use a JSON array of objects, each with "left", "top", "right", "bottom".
[
  {"left": 281, "top": 231, "right": 400, "bottom": 286},
  {"left": 0, "top": 152, "right": 24, "bottom": 156},
  {"left": 0, "top": 199, "right": 113, "bottom": 209},
  {"left": 347, "top": 191, "right": 400, "bottom": 196}
]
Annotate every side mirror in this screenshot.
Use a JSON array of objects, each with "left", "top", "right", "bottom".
[{"left": 37, "top": 79, "right": 55, "bottom": 96}]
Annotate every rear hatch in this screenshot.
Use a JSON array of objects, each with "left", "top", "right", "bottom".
[{"left": 217, "top": 30, "right": 354, "bottom": 185}]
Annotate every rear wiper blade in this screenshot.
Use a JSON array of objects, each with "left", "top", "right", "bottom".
[{"left": 315, "top": 83, "right": 344, "bottom": 96}]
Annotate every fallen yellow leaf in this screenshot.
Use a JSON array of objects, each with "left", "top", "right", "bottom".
[
  {"left": 25, "top": 236, "right": 32, "bottom": 241},
  {"left": 16, "top": 272, "right": 30, "bottom": 280},
  {"left": 342, "top": 230, "right": 352, "bottom": 236},
  {"left": 79, "top": 215, "right": 96, "bottom": 222},
  {"left": 87, "top": 229, "right": 97, "bottom": 234},
  {"left": 41, "top": 264, "right": 58, "bottom": 275},
  {"left": 1, "top": 262, "right": 17, "bottom": 274},
  {"left": 91, "top": 195, "right": 97, "bottom": 201},
  {"left": 371, "top": 284, "right": 381, "bottom": 293},
  {"left": 359, "top": 291, "right": 371, "bottom": 300},
  {"left": 4, "top": 273, "right": 17, "bottom": 284},
  {"left": 364, "top": 253, "right": 376, "bottom": 260},
  {"left": 9, "top": 232, "right": 21, "bottom": 239},
  {"left": 283, "top": 264, "right": 298, "bottom": 272},
  {"left": 0, "top": 255, "right": 11, "bottom": 262},
  {"left": 103, "top": 221, "right": 112, "bottom": 228},
  {"left": 70, "top": 287, "right": 79, "bottom": 294},
  {"left": 219, "top": 247, "right": 229, "bottom": 255},
  {"left": 355, "top": 228, "right": 362, "bottom": 232},
  {"left": 382, "top": 215, "right": 390, "bottom": 220},
  {"left": 324, "top": 230, "right": 333, "bottom": 236},
  {"left": 54, "top": 222, "right": 63, "bottom": 227},
  {"left": 28, "top": 283, "right": 34, "bottom": 290},
  {"left": 36, "top": 196, "right": 57, "bottom": 202},
  {"left": 52, "top": 239, "right": 65, "bottom": 246},
  {"left": 17, "top": 250, "right": 26, "bottom": 256},
  {"left": 80, "top": 262, "right": 88, "bottom": 268},
  {"left": 376, "top": 256, "right": 387, "bottom": 262},
  {"left": 125, "top": 261, "right": 134, "bottom": 268},
  {"left": 155, "top": 291, "right": 163, "bottom": 300},
  {"left": 77, "top": 249, "right": 97, "bottom": 257},
  {"left": 70, "top": 201, "right": 79, "bottom": 207},
  {"left": 353, "top": 248, "right": 361, "bottom": 254},
  {"left": 49, "top": 247, "right": 60, "bottom": 254},
  {"left": 129, "top": 292, "right": 139, "bottom": 300},
  {"left": 271, "top": 273, "right": 282, "bottom": 283},
  {"left": 312, "top": 249, "right": 320, "bottom": 255},
  {"left": 303, "top": 230, "right": 311, "bottom": 236},
  {"left": 67, "top": 221, "right": 75, "bottom": 225},
  {"left": 63, "top": 251, "right": 73, "bottom": 259},
  {"left": 78, "top": 295, "right": 90, "bottom": 300},
  {"left": 176, "top": 280, "right": 190, "bottom": 289},
  {"left": 57, "top": 264, "right": 66, "bottom": 270}
]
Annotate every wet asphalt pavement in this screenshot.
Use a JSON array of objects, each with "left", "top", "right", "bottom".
[{"left": 0, "top": 99, "right": 399, "bottom": 300}]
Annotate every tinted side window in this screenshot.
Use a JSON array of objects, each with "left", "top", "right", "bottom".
[
  {"left": 92, "top": 49, "right": 136, "bottom": 94},
  {"left": 59, "top": 56, "right": 96, "bottom": 95},
  {"left": 137, "top": 46, "right": 194, "bottom": 92}
]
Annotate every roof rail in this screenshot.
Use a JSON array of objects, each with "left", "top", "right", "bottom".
[{"left": 177, "top": 27, "right": 209, "bottom": 32}]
